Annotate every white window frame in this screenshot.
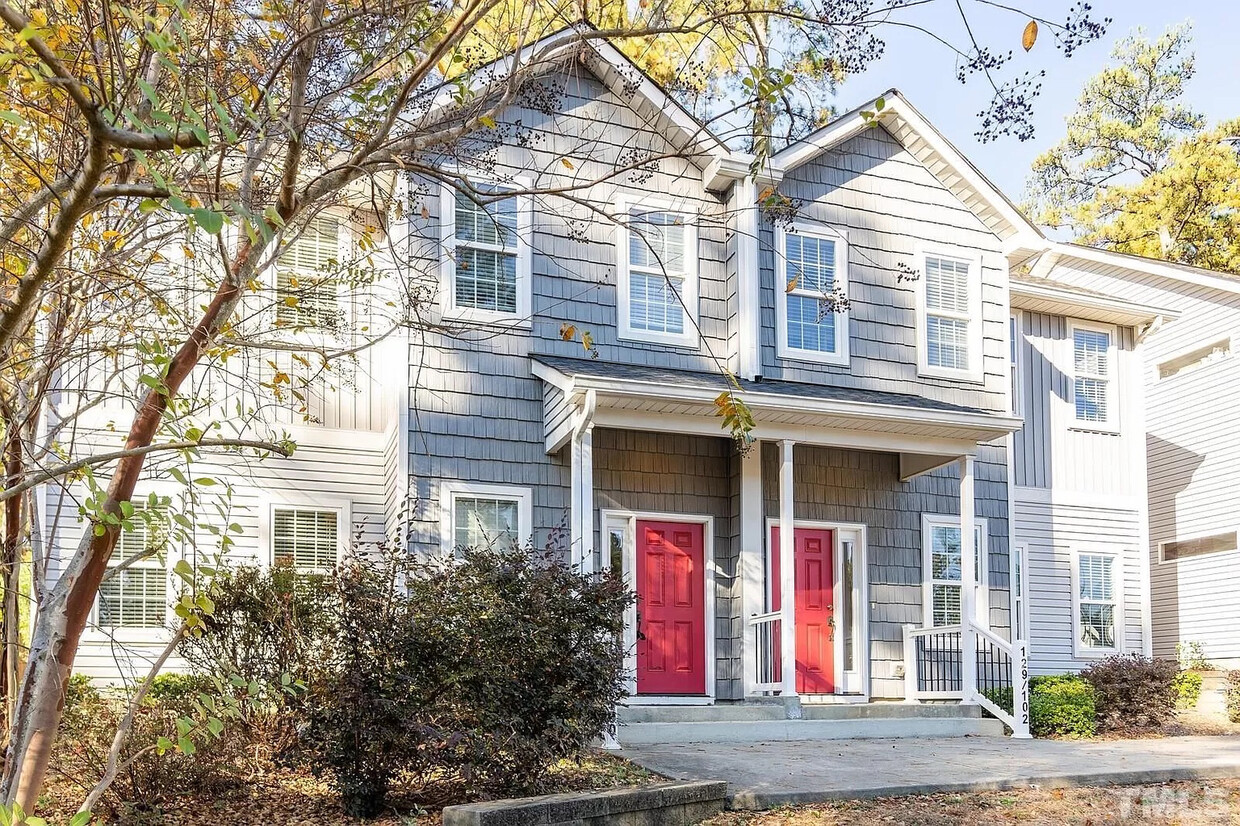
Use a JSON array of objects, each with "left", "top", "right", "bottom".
[
  {"left": 914, "top": 243, "right": 984, "bottom": 383},
  {"left": 267, "top": 503, "right": 347, "bottom": 574},
  {"left": 439, "top": 481, "right": 533, "bottom": 555},
  {"left": 1010, "top": 542, "right": 1030, "bottom": 643},
  {"left": 921, "top": 513, "right": 989, "bottom": 627},
  {"left": 1068, "top": 319, "right": 1120, "bottom": 433},
  {"left": 94, "top": 495, "right": 176, "bottom": 638},
  {"left": 774, "top": 223, "right": 850, "bottom": 366},
  {"left": 1009, "top": 311, "right": 1024, "bottom": 417},
  {"left": 439, "top": 175, "right": 533, "bottom": 327},
  {"left": 615, "top": 196, "right": 700, "bottom": 349},
  {"left": 274, "top": 213, "right": 348, "bottom": 331},
  {"left": 1071, "top": 549, "right": 1123, "bottom": 658}
]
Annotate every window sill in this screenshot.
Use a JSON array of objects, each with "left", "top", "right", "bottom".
[
  {"left": 441, "top": 306, "right": 532, "bottom": 330},
  {"left": 618, "top": 329, "right": 700, "bottom": 350},
  {"left": 777, "top": 347, "right": 849, "bottom": 367},
  {"left": 917, "top": 365, "right": 986, "bottom": 385},
  {"left": 1068, "top": 423, "right": 1121, "bottom": 436}
]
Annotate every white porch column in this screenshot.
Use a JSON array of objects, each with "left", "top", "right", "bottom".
[
  {"left": 959, "top": 454, "right": 978, "bottom": 703},
  {"left": 570, "top": 391, "right": 597, "bottom": 573},
  {"left": 740, "top": 441, "right": 764, "bottom": 696},
  {"left": 779, "top": 440, "right": 797, "bottom": 697}
]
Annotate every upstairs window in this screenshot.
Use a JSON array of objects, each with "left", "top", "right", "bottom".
[
  {"left": 917, "top": 248, "right": 981, "bottom": 381},
  {"left": 776, "top": 226, "right": 849, "bottom": 365},
  {"left": 1071, "top": 323, "right": 1117, "bottom": 429},
  {"left": 98, "top": 501, "right": 169, "bottom": 629},
  {"left": 272, "top": 507, "right": 340, "bottom": 574},
  {"left": 277, "top": 216, "right": 341, "bottom": 329},
  {"left": 618, "top": 203, "right": 698, "bottom": 348},
  {"left": 441, "top": 181, "right": 531, "bottom": 323}
]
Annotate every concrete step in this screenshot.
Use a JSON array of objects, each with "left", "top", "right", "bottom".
[
  {"left": 615, "top": 714, "right": 1005, "bottom": 745},
  {"left": 617, "top": 701, "right": 984, "bottom": 725}
]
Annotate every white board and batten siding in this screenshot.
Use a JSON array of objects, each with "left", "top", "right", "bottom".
[
  {"left": 1011, "top": 306, "right": 1151, "bottom": 672},
  {"left": 1043, "top": 258, "right": 1240, "bottom": 664}
]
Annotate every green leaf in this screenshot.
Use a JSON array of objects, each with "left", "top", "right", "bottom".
[
  {"left": 177, "top": 736, "right": 196, "bottom": 755},
  {"left": 70, "top": 812, "right": 93, "bottom": 826},
  {"left": 139, "top": 198, "right": 161, "bottom": 213},
  {"left": 0, "top": 110, "right": 26, "bottom": 126},
  {"left": 173, "top": 559, "right": 194, "bottom": 580},
  {"left": 193, "top": 208, "right": 224, "bottom": 235},
  {"left": 119, "top": 500, "right": 134, "bottom": 518},
  {"left": 207, "top": 717, "right": 224, "bottom": 736}
]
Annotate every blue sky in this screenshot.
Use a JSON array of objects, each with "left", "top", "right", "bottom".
[{"left": 835, "top": 0, "right": 1240, "bottom": 202}]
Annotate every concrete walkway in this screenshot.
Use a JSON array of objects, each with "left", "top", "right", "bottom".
[{"left": 621, "top": 735, "right": 1240, "bottom": 809}]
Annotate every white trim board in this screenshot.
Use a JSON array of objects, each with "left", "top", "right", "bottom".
[{"left": 601, "top": 508, "right": 717, "bottom": 702}]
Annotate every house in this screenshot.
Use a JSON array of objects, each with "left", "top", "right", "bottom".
[
  {"left": 1015, "top": 247, "right": 1240, "bottom": 669},
  {"left": 42, "top": 29, "right": 1196, "bottom": 739}
]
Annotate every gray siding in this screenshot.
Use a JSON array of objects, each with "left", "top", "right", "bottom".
[
  {"left": 760, "top": 442, "right": 1010, "bottom": 699},
  {"left": 1044, "top": 261, "right": 1240, "bottom": 663},
  {"left": 1012, "top": 311, "right": 1141, "bottom": 496},
  {"left": 1015, "top": 497, "right": 1147, "bottom": 674},
  {"left": 761, "top": 127, "right": 1010, "bottom": 414}
]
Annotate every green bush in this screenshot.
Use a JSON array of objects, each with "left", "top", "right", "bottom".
[
  {"left": 143, "top": 673, "right": 215, "bottom": 710},
  {"left": 981, "top": 686, "right": 1013, "bottom": 716},
  {"left": 1174, "top": 670, "right": 1203, "bottom": 709},
  {"left": 1030, "top": 678, "right": 1097, "bottom": 738},
  {"left": 1082, "top": 654, "right": 1178, "bottom": 731},
  {"left": 1030, "top": 673, "right": 1081, "bottom": 692},
  {"left": 1228, "top": 671, "right": 1240, "bottom": 724},
  {"left": 298, "top": 543, "right": 634, "bottom": 818}
]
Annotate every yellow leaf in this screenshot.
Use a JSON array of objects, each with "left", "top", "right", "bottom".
[
  {"left": 420, "top": 204, "right": 430, "bottom": 220},
  {"left": 1022, "top": 20, "right": 1038, "bottom": 52},
  {"left": 559, "top": 322, "right": 576, "bottom": 341},
  {"left": 283, "top": 296, "right": 298, "bottom": 306},
  {"left": 785, "top": 276, "right": 798, "bottom": 293},
  {"left": 561, "top": 158, "right": 574, "bottom": 169}
]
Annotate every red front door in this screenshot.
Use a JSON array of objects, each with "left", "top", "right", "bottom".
[
  {"left": 636, "top": 520, "right": 706, "bottom": 695},
  {"left": 770, "top": 527, "right": 836, "bottom": 694}
]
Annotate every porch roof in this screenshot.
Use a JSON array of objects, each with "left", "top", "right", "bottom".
[{"left": 532, "top": 356, "right": 1022, "bottom": 477}]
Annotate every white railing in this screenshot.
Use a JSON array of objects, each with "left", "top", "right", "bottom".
[
  {"left": 903, "top": 622, "right": 1031, "bottom": 739},
  {"left": 749, "top": 611, "right": 782, "bottom": 693}
]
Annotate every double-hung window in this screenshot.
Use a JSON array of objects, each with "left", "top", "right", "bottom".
[
  {"left": 617, "top": 202, "right": 698, "bottom": 347},
  {"left": 441, "top": 181, "right": 531, "bottom": 323},
  {"left": 272, "top": 506, "right": 340, "bottom": 574},
  {"left": 98, "top": 500, "right": 170, "bottom": 629},
  {"left": 276, "top": 216, "right": 341, "bottom": 329},
  {"left": 1071, "top": 323, "right": 1117, "bottom": 429},
  {"left": 440, "top": 482, "right": 532, "bottom": 555},
  {"left": 1075, "top": 551, "right": 1119, "bottom": 654},
  {"left": 917, "top": 248, "right": 981, "bottom": 381},
  {"left": 776, "top": 226, "right": 849, "bottom": 364},
  {"left": 922, "top": 515, "right": 988, "bottom": 627}
]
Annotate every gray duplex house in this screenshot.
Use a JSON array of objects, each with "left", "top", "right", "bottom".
[{"left": 50, "top": 30, "right": 1184, "bottom": 742}]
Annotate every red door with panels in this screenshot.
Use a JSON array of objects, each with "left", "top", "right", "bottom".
[
  {"left": 635, "top": 520, "right": 706, "bottom": 695},
  {"left": 770, "top": 527, "right": 836, "bottom": 694}
]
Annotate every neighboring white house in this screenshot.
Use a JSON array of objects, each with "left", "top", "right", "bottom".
[{"left": 38, "top": 29, "right": 1238, "bottom": 739}]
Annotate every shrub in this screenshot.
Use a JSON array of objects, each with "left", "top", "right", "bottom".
[
  {"left": 1174, "top": 670, "right": 1203, "bottom": 709},
  {"left": 981, "top": 686, "right": 1013, "bottom": 716},
  {"left": 298, "top": 543, "right": 634, "bottom": 817},
  {"left": 1176, "top": 641, "right": 1211, "bottom": 671},
  {"left": 143, "top": 673, "right": 216, "bottom": 710},
  {"left": 1228, "top": 671, "right": 1240, "bottom": 724},
  {"left": 1082, "top": 654, "right": 1178, "bottom": 731},
  {"left": 1030, "top": 678, "right": 1097, "bottom": 738},
  {"left": 1030, "top": 674, "right": 1080, "bottom": 692}
]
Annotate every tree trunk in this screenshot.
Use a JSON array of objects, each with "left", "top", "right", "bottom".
[
  {"left": 0, "top": 243, "right": 254, "bottom": 809},
  {"left": 1, "top": 433, "right": 22, "bottom": 739}
]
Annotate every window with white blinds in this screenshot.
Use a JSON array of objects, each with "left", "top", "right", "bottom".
[
  {"left": 98, "top": 502, "right": 169, "bottom": 629},
  {"left": 626, "top": 209, "right": 691, "bottom": 338},
  {"left": 272, "top": 507, "right": 339, "bottom": 572},
  {"left": 922, "top": 516, "right": 987, "bottom": 627},
  {"left": 452, "top": 188, "right": 521, "bottom": 314},
  {"left": 1072, "top": 325, "right": 1115, "bottom": 426},
  {"left": 1077, "top": 552, "right": 1117, "bottom": 651},
  {"left": 923, "top": 254, "right": 974, "bottom": 372},
  {"left": 276, "top": 216, "right": 341, "bottom": 328},
  {"left": 779, "top": 229, "right": 849, "bottom": 363}
]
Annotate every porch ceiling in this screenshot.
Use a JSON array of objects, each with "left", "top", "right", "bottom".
[{"left": 532, "top": 356, "right": 1021, "bottom": 471}]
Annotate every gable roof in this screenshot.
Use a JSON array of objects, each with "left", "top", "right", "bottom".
[
  {"left": 423, "top": 23, "right": 734, "bottom": 175},
  {"left": 1010, "top": 271, "right": 1180, "bottom": 327},
  {"left": 1046, "top": 242, "right": 1240, "bottom": 297},
  {"left": 769, "top": 90, "right": 1044, "bottom": 251}
]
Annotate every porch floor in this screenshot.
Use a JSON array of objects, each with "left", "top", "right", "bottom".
[{"left": 620, "top": 735, "right": 1240, "bottom": 809}]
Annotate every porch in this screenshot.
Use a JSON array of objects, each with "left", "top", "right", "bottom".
[{"left": 532, "top": 356, "right": 1030, "bottom": 738}]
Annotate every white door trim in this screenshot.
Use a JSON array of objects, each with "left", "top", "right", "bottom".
[
  {"left": 762, "top": 517, "right": 870, "bottom": 700},
  {"left": 601, "top": 508, "right": 717, "bottom": 702}
]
